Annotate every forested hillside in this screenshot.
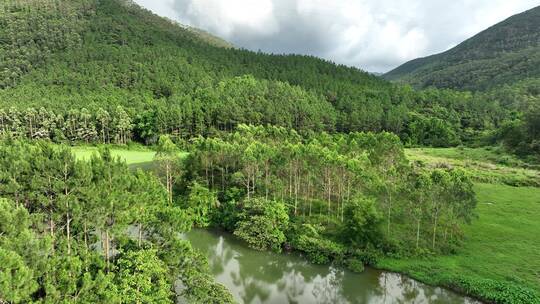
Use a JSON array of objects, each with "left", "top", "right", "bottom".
[
  {"left": 384, "top": 6, "right": 540, "bottom": 91},
  {"left": 2, "top": 1, "right": 540, "bottom": 303},
  {"left": 1, "top": 0, "right": 538, "bottom": 153}
]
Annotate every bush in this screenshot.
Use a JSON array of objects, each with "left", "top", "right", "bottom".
[
  {"left": 346, "top": 259, "right": 365, "bottom": 273},
  {"left": 288, "top": 223, "right": 345, "bottom": 264},
  {"left": 350, "top": 245, "right": 382, "bottom": 266},
  {"left": 233, "top": 198, "right": 289, "bottom": 252},
  {"left": 453, "top": 277, "right": 540, "bottom": 304},
  {"left": 342, "top": 196, "right": 383, "bottom": 247}
]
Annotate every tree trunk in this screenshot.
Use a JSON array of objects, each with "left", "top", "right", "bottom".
[
  {"left": 265, "top": 163, "right": 269, "bottom": 200},
  {"left": 246, "top": 174, "right": 250, "bottom": 200},
  {"left": 294, "top": 168, "right": 299, "bottom": 216},
  {"left": 416, "top": 219, "right": 421, "bottom": 249},
  {"left": 105, "top": 230, "right": 110, "bottom": 271},
  {"left": 66, "top": 212, "right": 71, "bottom": 255},
  {"left": 84, "top": 220, "right": 88, "bottom": 253},
  {"left": 432, "top": 215, "right": 438, "bottom": 249},
  {"left": 138, "top": 223, "right": 143, "bottom": 247},
  {"left": 327, "top": 171, "right": 332, "bottom": 219},
  {"left": 49, "top": 216, "right": 55, "bottom": 253},
  {"left": 308, "top": 177, "right": 312, "bottom": 217},
  {"left": 165, "top": 162, "right": 173, "bottom": 205},
  {"left": 387, "top": 190, "right": 392, "bottom": 237}
]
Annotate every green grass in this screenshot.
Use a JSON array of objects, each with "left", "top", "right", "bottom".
[
  {"left": 71, "top": 146, "right": 188, "bottom": 172},
  {"left": 387, "top": 148, "right": 540, "bottom": 302},
  {"left": 406, "top": 147, "right": 540, "bottom": 187},
  {"left": 379, "top": 183, "right": 540, "bottom": 289},
  {"left": 71, "top": 146, "right": 157, "bottom": 164}
]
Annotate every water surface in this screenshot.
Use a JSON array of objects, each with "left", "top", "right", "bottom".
[{"left": 184, "top": 229, "right": 479, "bottom": 304}]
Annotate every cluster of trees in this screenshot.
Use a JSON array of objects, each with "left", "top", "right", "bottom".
[
  {"left": 498, "top": 105, "right": 540, "bottom": 161},
  {"left": 181, "top": 126, "right": 477, "bottom": 268},
  {"left": 0, "top": 140, "right": 234, "bottom": 303},
  {"left": 1, "top": 75, "right": 525, "bottom": 149},
  {"left": 488, "top": 79, "right": 540, "bottom": 161},
  {"left": 0, "top": 106, "right": 132, "bottom": 144}
]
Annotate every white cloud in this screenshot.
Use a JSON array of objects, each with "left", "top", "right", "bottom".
[
  {"left": 179, "top": 0, "right": 278, "bottom": 36},
  {"left": 134, "top": 0, "right": 540, "bottom": 72}
]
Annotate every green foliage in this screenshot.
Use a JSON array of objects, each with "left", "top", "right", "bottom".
[
  {"left": 0, "top": 0, "right": 88, "bottom": 88},
  {"left": 407, "top": 146, "right": 540, "bottom": 187},
  {"left": 345, "top": 259, "right": 365, "bottom": 273},
  {"left": 0, "top": 0, "right": 530, "bottom": 150},
  {"left": 185, "top": 182, "right": 219, "bottom": 228},
  {"left": 499, "top": 105, "right": 540, "bottom": 161},
  {"left": 115, "top": 249, "right": 174, "bottom": 304},
  {"left": 0, "top": 141, "right": 233, "bottom": 303},
  {"left": 173, "top": 241, "right": 235, "bottom": 303},
  {"left": 233, "top": 198, "right": 289, "bottom": 252},
  {"left": 288, "top": 223, "right": 346, "bottom": 265},
  {"left": 406, "top": 114, "right": 460, "bottom": 147},
  {"left": 0, "top": 199, "right": 42, "bottom": 303},
  {"left": 455, "top": 277, "right": 540, "bottom": 304},
  {"left": 342, "top": 197, "right": 383, "bottom": 247},
  {"left": 186, "top": 125, "right": 477, "bottom": 260}
]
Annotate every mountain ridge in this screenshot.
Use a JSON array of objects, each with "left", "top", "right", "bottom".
[{"left": 384, "top": 5, "right": 540, "bottom": 90}]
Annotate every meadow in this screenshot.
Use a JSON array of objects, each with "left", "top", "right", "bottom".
[
  {"left": 379, "top": 148, "right": 540, "bottom": 302},
  {"left": 71, "top": 146, "right": 156, "bottom": 164},
  {"left": 406, "top": 147, "right": 540, "bottom": 187}
]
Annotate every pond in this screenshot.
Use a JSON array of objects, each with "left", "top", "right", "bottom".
[{"left": 184, "top": 229, "right": 479, "bottom": 304}]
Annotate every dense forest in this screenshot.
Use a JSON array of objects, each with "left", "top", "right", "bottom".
[
  {"left": 0, "top": 0, "right": 538, "bottom": 159},
  {"left": 182, "top": 126, "right": 477, "bottom": 257},
  {"left": 1, "top": 0, "right": 540, "bottom": 303},
  {"left": 384, "top": 5, "right": 540, "bottom": 91},
  {"left": 0, "top": 140, "right": 235, "bottom": 303}
]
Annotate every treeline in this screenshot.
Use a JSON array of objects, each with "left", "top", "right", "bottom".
[
  {"left": 0, "top": 140, "right": 234, "bottom": 303},
  {"left": 180, "top": 125, "right": 477, "bottom": 267},
  {"left": 498, "top": 105, "right": 540, "bottom": 161},
  {"left": 0, "top": 106, "right": 132, "bottom": 144},
  {"left": 1, "top": 74, "right": 526, "bottom": 150},
  {"left": 488, "top": 79, "right": 540, "bottom": 161}
]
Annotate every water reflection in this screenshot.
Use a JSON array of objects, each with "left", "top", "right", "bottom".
[{"left": 184, "top": 229, "right": 478, "bottom": 304}]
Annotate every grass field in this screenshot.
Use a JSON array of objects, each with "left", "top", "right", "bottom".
[
  {"left": 71, "top": 146, "right": 157, "bottom": 164},
  {"left": 406, "top": 147, "right": 540, "bottom": 187},
  {"left": 379, "top": 184, "right": 540, "bottom": 296},
  {"left": 381, "top": 148, "right": 540, "bottom": 302}
]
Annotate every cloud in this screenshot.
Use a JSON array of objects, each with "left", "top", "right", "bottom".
[{"left": 134, "top": 0, "right": 539, "bottom": 72}]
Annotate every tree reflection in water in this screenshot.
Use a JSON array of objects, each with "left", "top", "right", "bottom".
[{"left": 185, "top": 229, "right": 478, "bottom": 304}]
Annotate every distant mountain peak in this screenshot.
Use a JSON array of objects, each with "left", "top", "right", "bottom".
[{"left": 383, "top": 5, "right": 540, "bottom": 91}]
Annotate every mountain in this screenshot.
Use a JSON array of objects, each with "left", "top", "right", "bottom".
[
  {"left": 0, "top": 0, "right": 534, "bottom": 149},
  {"left": 384, "top": 6, "right": 540, "bottom": 91},
  {"left": 0, "top": 0, "right": 400, "bottom": 137}
]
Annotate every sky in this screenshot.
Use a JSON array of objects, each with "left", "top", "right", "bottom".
[{"left": 133, "top": 0, "right": 540, "bottom": 73}]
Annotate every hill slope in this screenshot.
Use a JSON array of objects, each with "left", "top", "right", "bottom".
[
  {"left": 0, "top": 0, "right": 535, "bottom": 149},
  {"left": 384, "top": 6, "right": 540, "bottom": 91}
]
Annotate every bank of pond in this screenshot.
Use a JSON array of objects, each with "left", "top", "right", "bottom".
[{"left": 184, "top": 229, "right": 478, "bottom": 304}]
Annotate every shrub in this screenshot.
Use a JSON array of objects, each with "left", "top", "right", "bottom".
[
  {"left": 233, "top": 198, "right": 289, "bottom": 252},
  {"left": 288, "top": 223, "right": 345, "bottom": 264},
  {"left": 346, "top": 259, "right": 365, "bottom": 273}
]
